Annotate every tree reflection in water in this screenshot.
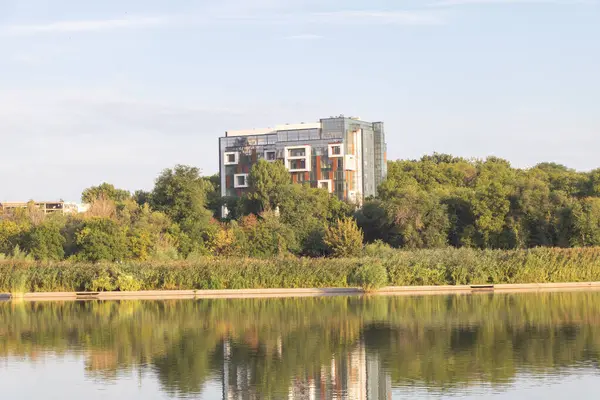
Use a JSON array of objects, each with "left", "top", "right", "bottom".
[{"left": 2, "top": 292, "right": 600, "bottom": 398}]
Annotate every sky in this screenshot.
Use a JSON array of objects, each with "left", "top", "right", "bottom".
[{"left": 0, "top": 0, "right": 599, "bottom": 202}]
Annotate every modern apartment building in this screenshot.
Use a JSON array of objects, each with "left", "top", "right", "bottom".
[{"left": 218, "top": 116, "right": 387, "bottom": 209}]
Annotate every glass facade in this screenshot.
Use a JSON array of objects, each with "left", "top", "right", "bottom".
[{"left": 219, "top": 117, "right": 388, "bottom": 210}]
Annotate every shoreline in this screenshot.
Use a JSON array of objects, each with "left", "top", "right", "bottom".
[{"left": 3, "top": 282, "right": 600, "bottom": 301}]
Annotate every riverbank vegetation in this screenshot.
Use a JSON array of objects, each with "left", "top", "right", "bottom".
[
  {"left": 4, "top": 154, "right": 600, "bottom": 263},
  {"left": 2, "top": 247, "right": 600, "bottom": 293}
]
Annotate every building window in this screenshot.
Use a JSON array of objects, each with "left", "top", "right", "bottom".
[
  {"left": 288, "top": 148, "right": 306, "bottom": 158},
  {"left": 285, "top": 145, "right": 311, "bottom": 172},
  {"left": 264, "top": 150, "right": 276, "bottom": 161},
  {"left": 328, "top": 144, "right": 344, "bottom": 158},
  {"left": 289, "top": 159, "right": 306, "bottom": 170},
  {"left": 224, "top": 152, "right": 239, "bottom": 165},
  {"left": 318, "top": 180, "right": 333, "bottom": 193},
  {"left": 234, "top": 173, "right": 249, "bottom": 188}
]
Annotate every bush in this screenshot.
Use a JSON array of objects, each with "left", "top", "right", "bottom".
[
  {"left": 350, "top": 261, "right": 388, "bottom": 291},
  {"left": 91, "top": 271, "right": 116, "bottom": 292},
  {"left": 324, "top": 218, "right": 364, "bottom": 258},
  {"left": 116, "top": 273, "right": 143, "bottom": 291},
  {"left": 363, "top": 240, "right": 396, "bottom": 258}
]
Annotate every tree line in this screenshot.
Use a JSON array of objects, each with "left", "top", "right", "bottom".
[{"left": 2, "top": 153, "right": 600, "bottom": 261}]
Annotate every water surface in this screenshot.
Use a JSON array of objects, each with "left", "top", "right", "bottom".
[{"left": 2, "top": 292, "right": 600, "bottom": 399}]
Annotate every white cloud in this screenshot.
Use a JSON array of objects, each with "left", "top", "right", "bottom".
[
  {"left": 3, "top": 16, "right": 169, "bottom": 36},
  {"left": 430, "top": 0, "right": 596, "bottom": 7}
]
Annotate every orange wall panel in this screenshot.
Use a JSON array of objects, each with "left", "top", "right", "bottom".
[{"left": 316, "top": 156, "right": 322, "bottom": 181}]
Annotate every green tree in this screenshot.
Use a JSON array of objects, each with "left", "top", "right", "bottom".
[
  {"left": 248, "top": 160, "right": 290, "bottom": 212},
  {"left": 75, "top": 218, "right": 127, "bottom": 262},
  {"left": 324, "top": 217, "right": 364, "bottom": 258},
  {"left": 570, "top": 198, "right": 600, "bottom": 247},
  {"left": 82, "top": 183, "right": 131, "bottom": 203},
  {"left": 203, "top": 174, "right": 222, "bottom": 217},
  {"left": 355, "top": 200, "right": 396, "bottom": 245},
  {"left": 244, "top": 212, "right": 298, "bottom": 257},
  {"left": 386, "top": 187, "right": 450, "bottom": 249},
  {"left": 24, "top": 221, "right": 66, "bottom": 261},
  {"left": 150, "top": 165, "right": 214, "bottom": 250}
]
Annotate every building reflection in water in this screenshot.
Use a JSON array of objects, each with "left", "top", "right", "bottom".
[{"left": 222, "top": 337, "right": 391, "bottom": 399}]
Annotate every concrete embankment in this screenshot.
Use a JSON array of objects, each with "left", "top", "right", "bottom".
[{"left": 2, "top": 282, "right": 600, "bottom": 301}]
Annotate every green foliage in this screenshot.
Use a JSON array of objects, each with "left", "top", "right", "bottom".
[
  {"left": 9, "top": 154, "right": 600, "bottom": 263},
  {"left": 324, "top": 218, "right": 364, "bottom": 258},
  {"left": 363, "top": 240, "right": 396, "bottom": 258},
  {"left": 248, "top": 160, "right": 290, "bottom": 212},
  {"left": 244, "top": 212, "right": 299, "bottom": 257},
  {"left": 278, "top": 184, "right": 333, "bottom": 246},
  {"left": 355, "top": 200, "right": 394, "bottom": 244},
  {"left": 75, "top": 218, "right": 127, "bottom": 262},
  {"left": 3, "top": 247, "right": 600, "bottom": 293},
  {"left": 23, "top": 222, "right": 65, "bottom": 261},
  {"left": 116, "top": 273, "right": 143, "bottom": 291},
  {"left": 380, "top": 154, "right": 600, "bottom": 250},
  {"left": 9, "top": 245, "right": 34, "bottom": 261},
  {"left": 91, "top": 271, "right": 116, "bottom": 291},
  {"left": 150, "top": 165, "right": 213, "bottom": 247},
  {"left": 82, "top": 182, "right": 131, "bottom": 203},
  {"left": 349, "top": 261, "right": 388, "bottom": 290}
]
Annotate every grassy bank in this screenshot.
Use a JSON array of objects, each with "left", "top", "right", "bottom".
[{"left": 2, "top": 247, "right": 600, "bottom": 293}]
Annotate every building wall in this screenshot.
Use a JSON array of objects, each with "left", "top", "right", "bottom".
[{"left": 219, "top": 117, "right": 386, "bottom": 208}]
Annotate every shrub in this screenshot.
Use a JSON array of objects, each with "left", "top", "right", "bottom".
[
  {"left": 324, "top": 218, "right": 364, "bottom": 258},
  {"left": 116, "top": 273, "right": 143, "bottom": 292},
  {"left": 363, "top": 240, "right": 396, "bottom": 258},
  {"left": 90, "top": 271, "right": 116, "bottom": 292},
  {"left": 350, "top": 261, "right": 388, "bottom": 291}
]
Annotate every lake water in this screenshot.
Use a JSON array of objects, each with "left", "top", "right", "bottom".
[{"left": 2, "top": 292, "right": 600, "bottom": 399}]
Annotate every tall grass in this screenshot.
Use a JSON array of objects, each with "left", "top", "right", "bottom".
[{"left": 2, "top": 247, "right": 600, "bottom": 293}]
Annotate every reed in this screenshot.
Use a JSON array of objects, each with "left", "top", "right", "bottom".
[{"left": 2, "top": 247, "right": 600, "bottom": 293}]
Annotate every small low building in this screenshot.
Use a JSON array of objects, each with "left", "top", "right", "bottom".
[{"left": 0, "top": 201, "right": 90, "bottom": 215}]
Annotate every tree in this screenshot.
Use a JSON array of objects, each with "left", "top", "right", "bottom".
[
  {"left": 386, "top": 187, "right": 450, "bottom": 249},
  {"left": 75, "top": 218, "right": 127, "bottom": 262},
  {"left": 277, "top": 184, "right": 334, "bottom": 254},
  {"left": 324, "top": 217, "right": 364, "bottom": 258},
  {"left": 570, "top": 198, "right": 600, "bottom": 247},
  {"left": 150, "top": 165, "right": 214, "bottom": 249},
  {"left": 244, "top": 212, "right": 298, "bottom": 257},
  {"left": 355, "top": 200, "right": 396, "bottom": 245},
  {"left": 199, "top": 174, "right": 221, "bottom": 217},
  {"left": 248, "top": 160, "right": 290, "bottom": 212},
  {"left": 472, "top": 180, "right": 511, "bottom": 248},
  {"left": 82, "top": 183, "right": 131, "bottom": 203},
  {"left": 0, "top": 220, "right": 23, "bottom": 255},
  {"left": 24, "top": 222, "right": 65, "bottom": 261}
]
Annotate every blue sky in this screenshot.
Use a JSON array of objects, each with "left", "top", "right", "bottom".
[{"left": 0, "top": 0, "right": 598, "bottom": 201}]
